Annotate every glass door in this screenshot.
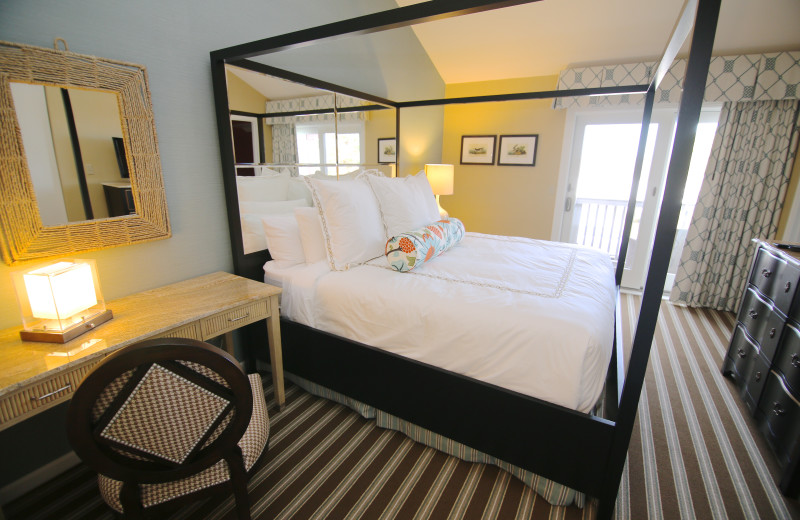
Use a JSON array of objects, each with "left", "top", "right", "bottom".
[{"left": 559, "top": 107, "right": 719, "bottom": 291}]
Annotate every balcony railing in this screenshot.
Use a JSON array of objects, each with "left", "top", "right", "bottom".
[{"left": 570, "top": 197, "right": 695, "bottom": 263}]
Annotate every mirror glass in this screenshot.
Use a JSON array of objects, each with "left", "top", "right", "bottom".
[
  {"left": 10, "top": 83, "right": 134, "bottom": 225},
  {"left": 226, "top": 66, "right": 396, "bottom": 254}
]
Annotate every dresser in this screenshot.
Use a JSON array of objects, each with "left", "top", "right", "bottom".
[
  {"left": 722, "top": 240, "right": 800, "bottom": 495},
  {"left": 0, "top": 272, "right": 284, "bottom": 433}
]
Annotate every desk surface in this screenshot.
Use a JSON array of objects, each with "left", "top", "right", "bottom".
[{"left": 0, "top": 272, "right": 280, "bottom": 399}]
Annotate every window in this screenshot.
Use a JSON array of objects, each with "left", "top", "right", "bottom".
[{"left": 295, "top": 120, "right": 365, "bottom": 176}]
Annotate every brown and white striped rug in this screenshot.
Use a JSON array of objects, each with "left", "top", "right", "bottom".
[{"left": 5, "top": 294, "right": 800, "bottom": 519}]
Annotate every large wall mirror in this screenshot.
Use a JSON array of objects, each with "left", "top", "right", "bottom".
[
  {"left": 225, "top": 65, "right": 397, "bottom": 254},
  {"left": 0, "top": 40, "right": 170, "bottom": 264}
]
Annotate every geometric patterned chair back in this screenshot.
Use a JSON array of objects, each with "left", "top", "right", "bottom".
[{"left": 67, "top": 338, "right": 253, "bottom": 485}]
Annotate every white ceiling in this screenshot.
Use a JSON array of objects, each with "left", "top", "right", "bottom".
[{"left": 395, "top": 0, "right": 800, "bottom": 84}]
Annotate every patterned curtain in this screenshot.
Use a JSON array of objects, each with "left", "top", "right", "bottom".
[
  {"left": 272, "top": 124, "right": 297, "bottom": 165},
  {"left": 670, "top": 99, "right": 800, "bottom": 311}
]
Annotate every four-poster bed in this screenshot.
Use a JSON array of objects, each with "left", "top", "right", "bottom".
[{"left": 210, "top": 0, "right": 721, "bottom": 517}]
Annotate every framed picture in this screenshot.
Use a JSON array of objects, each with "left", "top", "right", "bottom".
[
  {"left": 378, "top": 138, "right": 397, "bottom": 163},
  {"left": 497, "top": 134, "right": 538, "bottom": 166},
  {"left": 460, "top": 135, "right": 496, "bottom": 165}
]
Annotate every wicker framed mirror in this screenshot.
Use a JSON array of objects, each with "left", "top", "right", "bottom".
[{"left": 0, "top": 40, "right": 170, "bottom": 265}]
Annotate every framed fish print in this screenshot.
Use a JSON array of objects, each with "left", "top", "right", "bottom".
[
  {"left": 497, "top": 134, "right": 538, "bottom": 166},
  {"left": 460, "top": 135, "right": 496, "bottom": 165}
]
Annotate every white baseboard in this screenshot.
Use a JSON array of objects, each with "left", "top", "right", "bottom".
[{"left": 0, "top": 451, "right": 80, "bottom": 505}]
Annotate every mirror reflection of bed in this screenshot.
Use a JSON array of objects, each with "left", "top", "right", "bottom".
[{"left": 211, "top": 1, "right": 720, "bottom": 518}]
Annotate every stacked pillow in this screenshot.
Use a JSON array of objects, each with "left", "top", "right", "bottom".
[{"left": 251, "top": 170, "right": 463, "bottom": 271}]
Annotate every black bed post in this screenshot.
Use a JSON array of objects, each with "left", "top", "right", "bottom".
[
  {"left": 596, "top": 0, "right": 720, "bottom": 518},
  {"left": 614, "top": 86, "right": 656, "bottom": 286}
]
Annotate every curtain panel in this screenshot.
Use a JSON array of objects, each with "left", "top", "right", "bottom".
[{"left": 669, "top": 99, "right": 800, "bottom": 311}]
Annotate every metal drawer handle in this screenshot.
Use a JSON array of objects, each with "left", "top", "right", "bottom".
[
  {"left": 31, "top": 384, "right": 71, "bottom": 401},
  {"left": 770, "top": 328, "right": 777, "bottom": 338},
  {"left": 228, "top": 313, "right": 250, "bottom": 323},
  {"left": 755, "top": 371, "right": 762, "bottom": 382},
  {"left": 792, "top": 353, "right": 800, "bottom": 368},
  {"left": 748, "top": 309, "right": 759, "bottom": 319},
  {"left": 774, "top": 402, "right": 785, "bottom": 416},
  {"left": 762, "top": 268, "right": 772, "bottom": 278},
  {"left": 786, "top": 281, "right": 792, "bottom": 293},
  {"left": 737, "top": 348, "right": 747, "bottom": 358}
]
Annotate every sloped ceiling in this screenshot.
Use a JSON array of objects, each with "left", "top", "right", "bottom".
[{"left": 395, "top": 0, "right": 800, "bottom": 83}]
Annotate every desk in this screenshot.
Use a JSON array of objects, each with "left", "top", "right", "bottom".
[{"left": 0, "top": 272, "right": 284, "bottom": 432}]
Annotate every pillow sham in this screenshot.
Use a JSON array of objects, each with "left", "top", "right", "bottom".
[
  {"left": 385, "top": 218, "right": 465, "bottom": 272},
  {"left": 236, "top": 173, "right": 290, "bottom": 202},
  {"left": 304, "top": 177, "right": 384, "bottom": 271},
  {"left": 294, "top": 206, "right": 326, "bottom": 264},
  {"left": 261, "top": 214, "right": 305, "bottom": 265},
  {"left": 366, "top": 172, "right": 440, "bottom": 239},
  {"left": 240, "top": 199, "right": 308, "bottom": 254}
]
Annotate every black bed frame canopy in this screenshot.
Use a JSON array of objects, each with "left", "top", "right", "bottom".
[{"left": 210, "top": 0, "right": 720, "bottom": 517}]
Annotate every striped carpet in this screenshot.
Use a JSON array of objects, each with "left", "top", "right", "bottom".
[{"left": 4, "top": 294, "right": 800, "bottom": 519}]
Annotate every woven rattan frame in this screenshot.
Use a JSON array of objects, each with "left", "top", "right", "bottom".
[{"left": 0, "top": 40, "right": 170, "bottom": 265}]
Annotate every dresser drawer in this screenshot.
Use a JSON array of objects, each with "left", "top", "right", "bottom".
[
  {"left": 200, "top": 300, "right": 270, "bottom": 339},
  {"left": 775, "top": 324, "right": 800, "bottom": 396},
  {"left": 725, "top": 323, "right": 760, "bottom": 379},
  {"left": 0, "top": 359, "right": 100, "bottom": 429},
  {"left": 758, "top": 372, "right": 800, "bottom": 468},
  {"left": 771, "top": 257, "right": 800, "bottom": 315},
  {"left": 752, "top": 248, "right": 782, "bottom": 298},
  {"left": 742, "top": 354, "right": 770, "bottom": 413},
  {"left": 738, "top": 286, "right": 785, "bottom": 360}
]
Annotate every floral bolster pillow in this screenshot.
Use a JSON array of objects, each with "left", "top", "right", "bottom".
[{"left": 385, "top": 218, "right": 465, "bottom": 272}]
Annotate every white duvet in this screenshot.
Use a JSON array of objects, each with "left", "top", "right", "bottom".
[{"left": 265, "top": 232, "right": 616, "bottom": 413}]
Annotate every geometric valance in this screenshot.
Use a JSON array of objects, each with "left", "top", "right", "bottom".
[
  {"left": 554, "top": 51, "right": 800, "bottom": 109},
  {"left": 264, "top": 93, "right": 367, "bottom": 123}
]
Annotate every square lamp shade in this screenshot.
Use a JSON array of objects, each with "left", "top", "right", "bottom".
[
  {"left": 11, "top": 259, "right": 113, "bottom": 343},
  {"left": 424, "top": 164, "right": 454, "bottom": 218}
]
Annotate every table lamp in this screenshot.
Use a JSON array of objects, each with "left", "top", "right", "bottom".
[
  {"left": 424, "top": 163, "right": 454, "bottom": 218},
  {"left": 11, "top": 259, "right": 113, "bottom": 343}
]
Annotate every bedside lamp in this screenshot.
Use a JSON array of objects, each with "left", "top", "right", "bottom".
[
  {"left": 424, "top": 163, "right": 454, "bottom": 218},
  {"left": 11, "top": 259, "right": 113, "bottom": 343}
]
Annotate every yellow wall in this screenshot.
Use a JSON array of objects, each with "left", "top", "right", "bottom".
[
  {"left": 442, "top": 76, "right": 565, "bottom": 239},
  {"left": 364, "top": 107, "right": 396, "bottom": 167},
  {"left": 226, "top": 70, "right": 272, "bottom": 162}
]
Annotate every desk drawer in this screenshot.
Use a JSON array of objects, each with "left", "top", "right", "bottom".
[
  {"left": 0, "top": 360, "right": 99, "bottom": 429},
  {"left": 726, "top": 323, "right": 759, "bottom": 380},
  {"left": 155, "top": 322, "right": 202, "bottom": 340},
  {"left": 200, "top": 300, "right": 270, "bottom": 339}
]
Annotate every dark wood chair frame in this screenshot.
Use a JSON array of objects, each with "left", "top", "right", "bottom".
[
  {"left": 210, "top": 1, "right": 721, "bottom": 517},
  {"left": 67, "top": 338, "right": 266, "bottom": 520}
]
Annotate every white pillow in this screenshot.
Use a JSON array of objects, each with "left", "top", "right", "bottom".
[
  {"left": 287, "top": 177, "right": 313, "bottom": 206},
  {"left": 236, "top": 174, "right": 290, "bottom": 202},
  {"left": 366, "top": 172, "right": 441, "bottom": 239},
  {"left": 239, "top": 199, "right": 308, "bottom": 254},
  {"left": 261, "top": 214, "right": 305, "bottom": 265},
  {"left": 239, "top": 198, "right": 308, "bottom": 214},
  {"left": 294, "top": 206, "right": 326, "bottom": 263},
  {"left": 304, "top": 177, "right": 384, "bottom": 270}
]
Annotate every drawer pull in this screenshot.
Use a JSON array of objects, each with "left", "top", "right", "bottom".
[
  {"left": 737, "top": 348, "right": 747, "bottom": 358},
  {"left": 774, "top": 402, "right": 786, "bottom": 416},
  {"left": 31, "top": 384, "right": 71, "bottom": 401},
  {"left": 228, "top": 313, "right": 250, "bottom": 323},
  {"left": 786, "top": 281, "right": 792, "bottom": 293},
  {"left": 762, "top": 268, "right": 772, "bottom": 278},
  {"left": 770, "top": 327, "right": 777, "bottom": 338},
  {"left": 748, "top": 309, "right": 759, "bottom": 319},
  {"left": 755, "top": 371, "right": 762, "bottom": 382},
  {"left": 792, "top": 353, "right": 800, "bottom": 368}
]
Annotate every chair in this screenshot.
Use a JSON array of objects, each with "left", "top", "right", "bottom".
[{"left": 66, "top": 338, "right": 269, "bottom": 519}]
